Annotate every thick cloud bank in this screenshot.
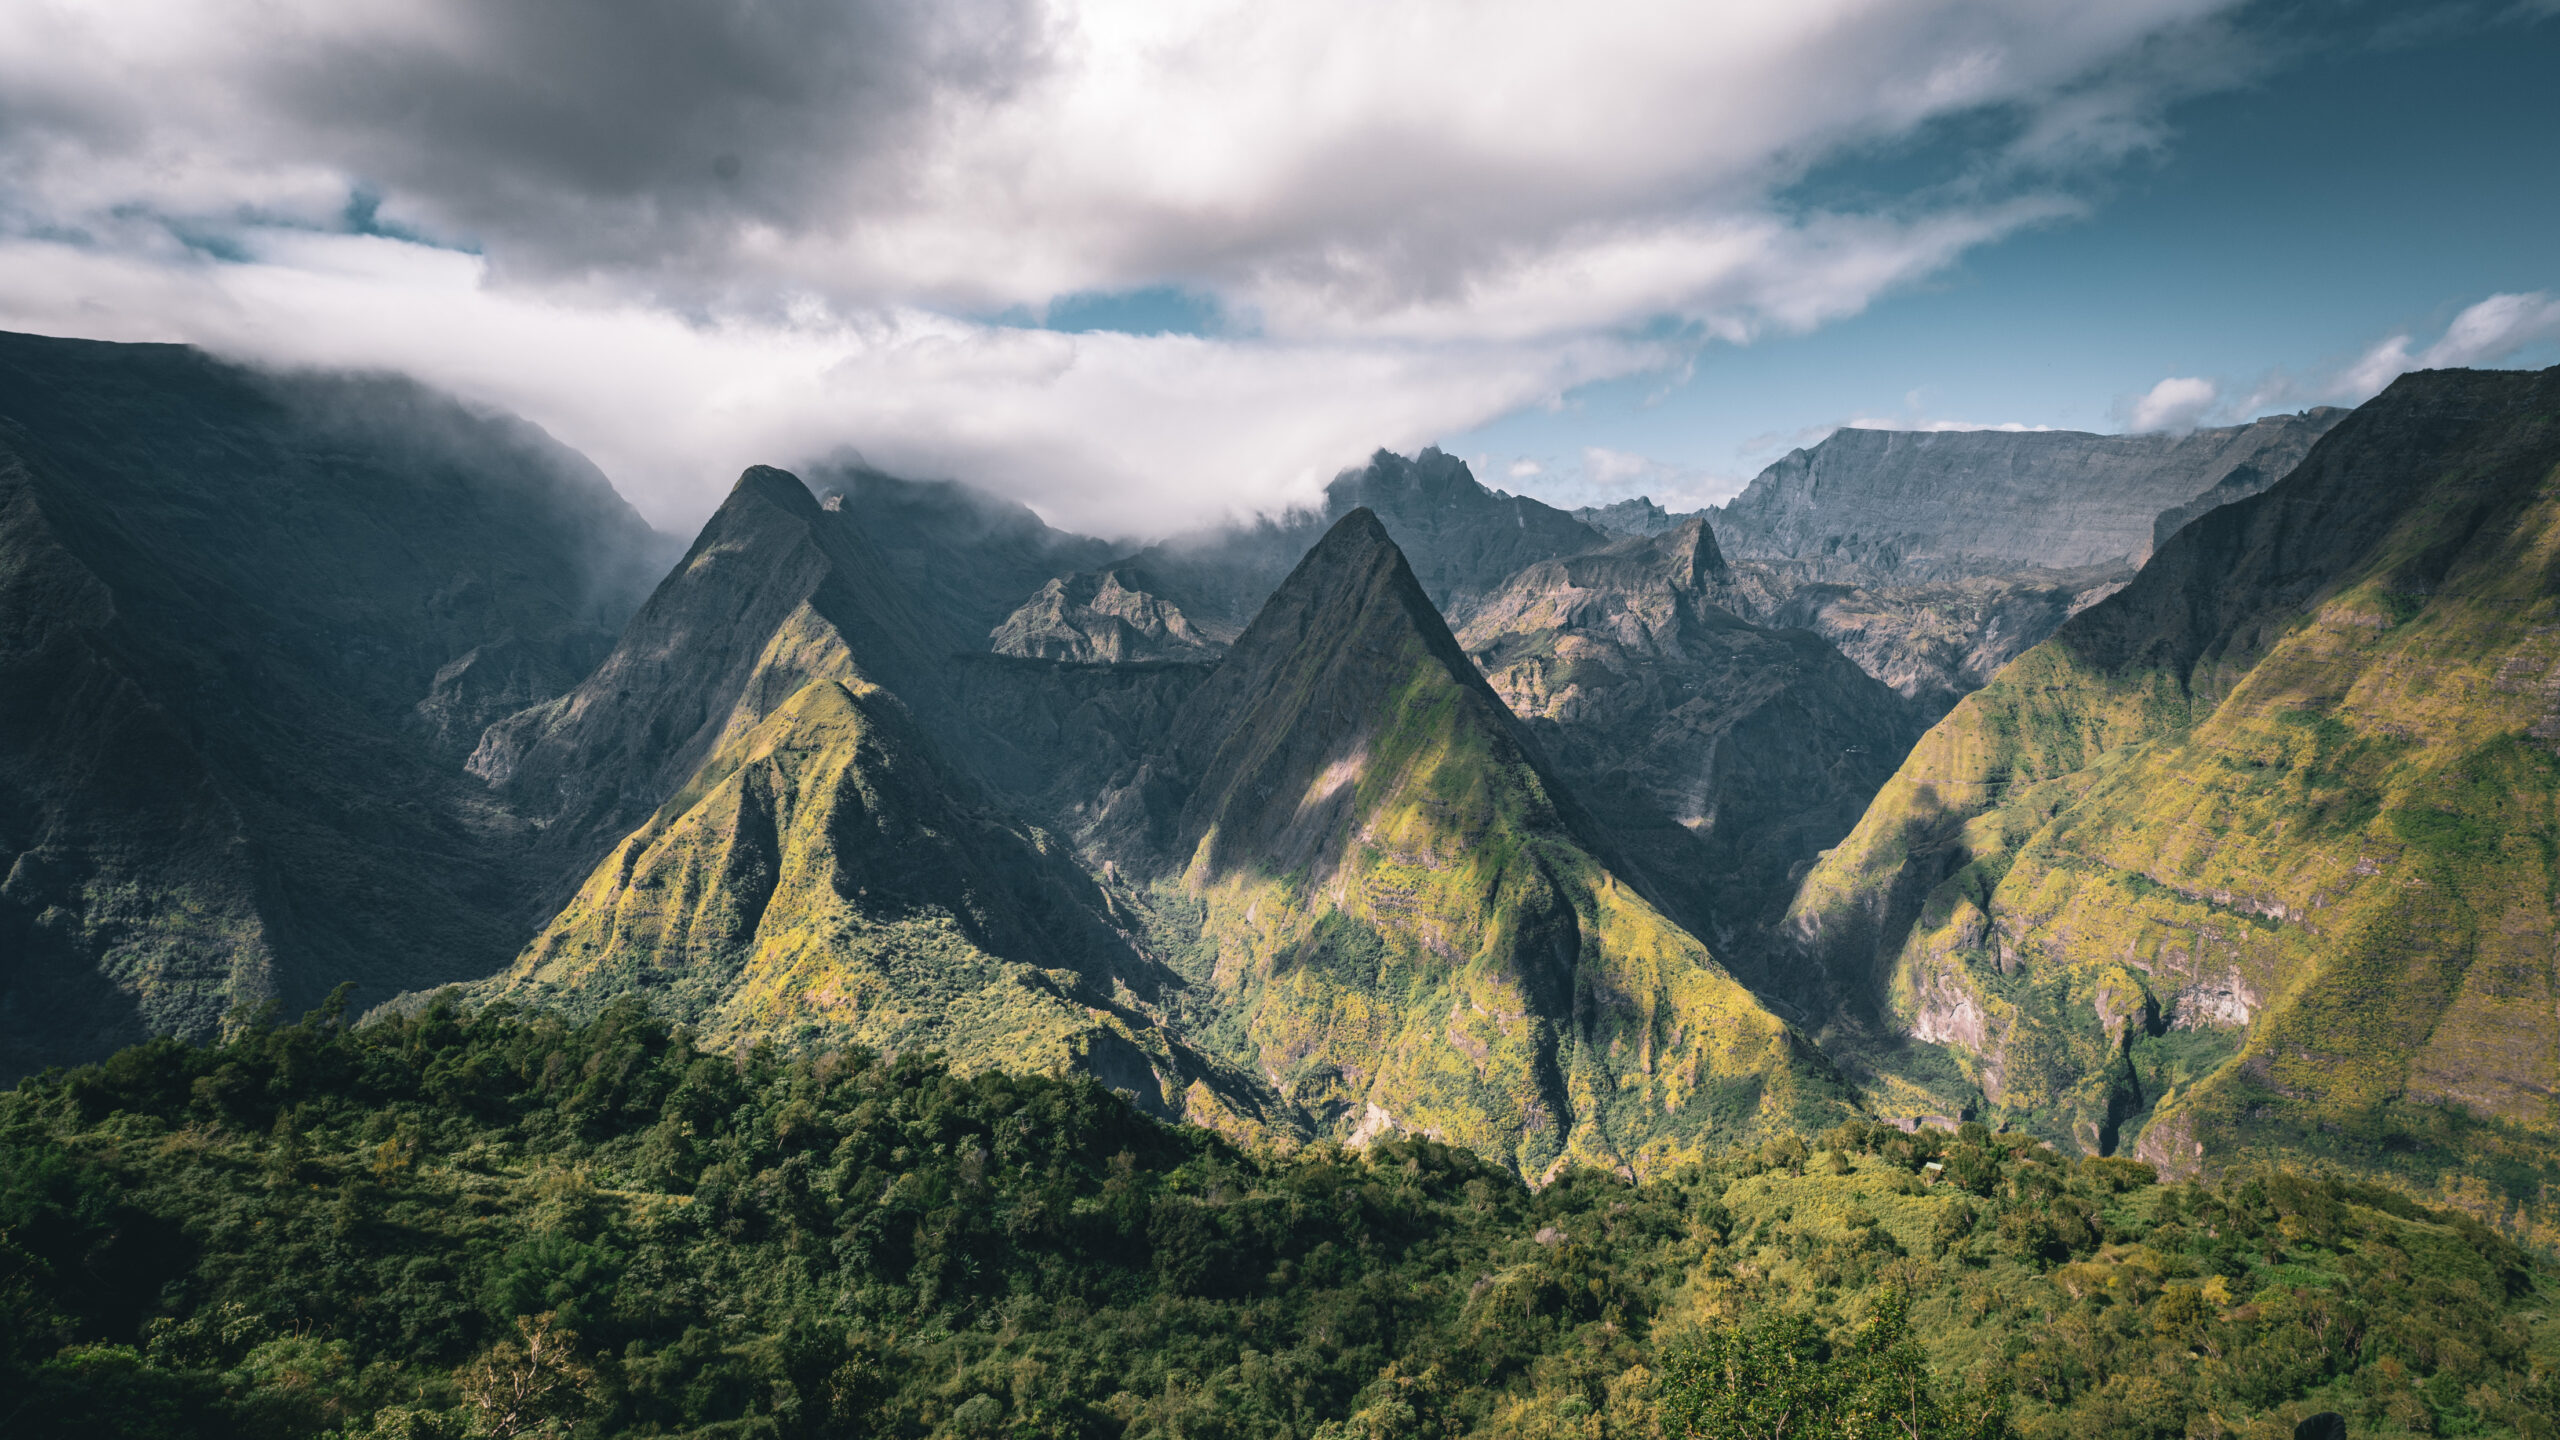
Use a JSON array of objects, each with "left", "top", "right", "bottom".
[{"left": 0, "top": 0, "right": 2252, "bottom": 532}]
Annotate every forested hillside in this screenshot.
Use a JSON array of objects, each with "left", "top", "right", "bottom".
[{"left": 7, "top": 1001, "right": 2557, "bottom": 1439}]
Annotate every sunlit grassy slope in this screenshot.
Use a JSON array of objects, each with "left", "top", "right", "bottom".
[
  {"left": 476, "top": 593, "right": 1285, "bottom": 1142},
  {"left": 1144, "top": 510, "right": 1851, "bottom": 1179},
  {"left": 1784, "top": 367, "right": 2560, "bottom": 1237}
]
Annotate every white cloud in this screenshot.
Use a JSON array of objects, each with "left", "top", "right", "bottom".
[
  {"left": 1490, "top": 445, "right": 1745, "bottom": 513},
  {"left": 2340, "top": 291, "right": 2560, "bottom": 399},
  {"left": 0, "top": 230, "right": 1666, "bottom": 535},
  {"left": 2125, "top": 375, "right": 2220, "bottom": 433},
  {"left": 2118, "top": 292, "right": 2560, "bottom": 439},
  {"left": 0, "top": 0, "right": 2261, "bottom": 533}
]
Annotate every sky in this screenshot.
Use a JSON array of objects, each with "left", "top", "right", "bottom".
[{"left": 0, "top": 0, "right": 2553, "bottom": 537}]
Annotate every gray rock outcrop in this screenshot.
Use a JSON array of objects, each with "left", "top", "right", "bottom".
[{"left": 1706, "top": 410, "right": 2346, "bottom": 580}]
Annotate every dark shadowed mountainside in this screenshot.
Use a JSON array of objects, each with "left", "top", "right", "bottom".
[
  {"left": 1032, "top": 447, "right": 1611, "bottom": 644},
  {"left": 0, "top": 331, "right": 671, "bottom": 1075},
  {"left": 1454, "top": 520, "right": 1924, "bottom": 948}
]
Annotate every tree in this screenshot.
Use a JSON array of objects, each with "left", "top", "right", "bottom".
[
  {"left": 459, "top": 1312, "right": 594, "bottom": 1439},
  {"left": 1656, "top": 1293, "right": 2006, "bottom": 1440}
]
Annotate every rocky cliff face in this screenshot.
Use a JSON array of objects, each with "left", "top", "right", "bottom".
[
  {"left": 1783, "top": 368, "right": 2560, "bottom": 1235},
  {"left": 989, "top": 567, "right": 1222, "bottom": 663},
  {"left": 1571, "top": 497, "right": 1687, "bottom": 538},
  {"left": 0, "top": 332, "right": 669, "bottom": 1075},
  {"left": 1746, "top": 565, "right": 2134, "bottom": 719},
  {"left": 1708, "top": 410, "right": 2345, "bottom": 580},
  {"left": 1563, "top": 412, "right": 2347, "bottom": 715},
  {"left": 1453, "top": 521, "right": 1923, "bottom": 942}
]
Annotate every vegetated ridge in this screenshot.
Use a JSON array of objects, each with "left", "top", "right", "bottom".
[
  {"left": 1783, "top": 367, "right": 2560, "bottom": 1242},
  {"left": 459, "top": 467, "right": 1278, "bottom": 1135}
]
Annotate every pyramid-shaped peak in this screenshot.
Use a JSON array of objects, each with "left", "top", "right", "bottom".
[
  {"left": 1315, "top": 503, "right": 1396, "bottom": 554},
  {"left": 1656, "top": 515, "right": 1729, "bottom": 588},
  {"left": 724, "top": 464, "right": 823, "bottom": 516},
  {"left": 1220, "top": 505, "right": 1448, "bottom": 667}
]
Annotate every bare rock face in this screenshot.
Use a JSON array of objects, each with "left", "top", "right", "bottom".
[
  {"left": 1747, "top": 565, "right": 2135, "bottom": 719},
  {"left": 1572, "top": 412, "right": 2348, "bottom": 716},
  {"left": 1570, "top": 497, "right": 1687, "bottom": 538},
  {"left": 1455, "top": 521, "right": 1923, "bottom": 939},
  {"left": 989, "top": 567, "right": 1222, "bottom": 663}
]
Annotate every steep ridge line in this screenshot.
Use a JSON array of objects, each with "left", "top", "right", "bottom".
[
  {"left": 457, "top": 466, "right": 1286, "bottom": 1137},
  {"left": 1121, "top": 508, "right": 1852, "bottom": 1178}
]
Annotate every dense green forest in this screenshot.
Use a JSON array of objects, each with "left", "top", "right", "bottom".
[{"left": 6, "top": 996, "right": 2558, "bottom": 1439}]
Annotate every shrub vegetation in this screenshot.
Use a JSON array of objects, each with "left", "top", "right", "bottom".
[{"left": 6, "top": 995, "right": 2558, "bottom": 1438}]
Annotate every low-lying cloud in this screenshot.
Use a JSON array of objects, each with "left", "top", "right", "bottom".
[{"left": 0, "top": 0, "right": 2272, "bottom": 533}]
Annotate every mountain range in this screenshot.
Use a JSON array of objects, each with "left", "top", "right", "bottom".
[
  {"left": 6, "top": 326, "right": 2555, "bottom": 1237},
  {"left": 1582, "top": 412, "right": 2347, "bottom": 715}
]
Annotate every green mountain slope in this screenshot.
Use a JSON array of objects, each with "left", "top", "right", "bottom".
[
  {"left": 468, "top": 467, "right": 958, "bottom": 869},
  {"left": 467, "top": 467, "right": 1281, "bottom": 1135},
  {"left": 1782, "top": 366, "right": 2560, "bottom": 1237},
  {"left": 0, "top": 332, "right": 668, "bottom": 1075},
  {"left": 1135, "top": 509, "right": 1850, "bottom": 1178}
]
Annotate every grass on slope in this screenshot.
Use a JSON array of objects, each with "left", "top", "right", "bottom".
[
  {"left": 1165, "top": 611, "right": 1837, "bottom": 1181},
  {"left": 1784, "top": 394, "right": 2560, "bottom": 1240}
]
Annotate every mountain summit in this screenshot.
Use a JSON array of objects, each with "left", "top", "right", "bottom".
[
  {"left": 1135, "top": 509, "right": 1846, "bottom": 1176},
  {"left": 464, "top": 465, "right": 1278, "bottom": 1129}
]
